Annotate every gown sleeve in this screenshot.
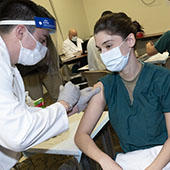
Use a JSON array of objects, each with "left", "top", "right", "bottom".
[{"left": 0, "top": 59, "right": 69, "bottom": 152}]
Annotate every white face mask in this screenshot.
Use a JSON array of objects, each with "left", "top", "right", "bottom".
[
  {"left": 100, "top": 39, "right": 130, "bottom": 72},
  {"left": 18, "top": 29, "right": 48, "bottom": 66},
  {"left": 71, "top": 36, "right": 77, "bottom": 42}
]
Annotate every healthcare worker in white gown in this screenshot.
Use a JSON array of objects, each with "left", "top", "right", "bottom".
[
  {"left": 0, "top": 1, "right": 100, "bottom": 169},
  {"left": 62, "top": 29, "right": 83, "bottom": 59}
]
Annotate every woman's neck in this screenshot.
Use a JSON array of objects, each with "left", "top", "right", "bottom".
[{"left": 119, "top": 53, "right": 142, "bottom": 81}]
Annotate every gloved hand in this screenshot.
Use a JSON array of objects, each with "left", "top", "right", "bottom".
[
  {"left": 57, "top": 81, "right": 80, "bottom": 109},
  {"left": 76, "top": 87, "right": 101, "bottom": 113}
]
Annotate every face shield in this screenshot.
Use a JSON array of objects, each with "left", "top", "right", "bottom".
[
  {"left": 0, "top": 17, "right": 56, "bottom": 33},
  {"left": 0, "top": 17, "right": 57, "bottom": 73}
]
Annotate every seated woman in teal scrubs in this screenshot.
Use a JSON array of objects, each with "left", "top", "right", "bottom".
[{"left": 75, "top": 12, "right": 170, "bottom": 170}]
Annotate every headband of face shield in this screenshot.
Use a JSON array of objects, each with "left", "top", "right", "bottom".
[{"left": 0, "top": 17, "right": 56, "bottom": 33}]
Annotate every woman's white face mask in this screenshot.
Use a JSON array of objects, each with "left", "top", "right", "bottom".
[
  {"left": 18, "top": 28, "right": 48, "bottom": 66},
  {"left": 100, "top": 39, "right": 131, "bottom": 72}
]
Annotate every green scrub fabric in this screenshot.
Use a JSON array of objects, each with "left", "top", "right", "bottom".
[
  {"left": 100, "top": 63, "right": 170, "bottom": 153},
  {"left": 155, "top": 30, "right": 170, "bottom": 54}
]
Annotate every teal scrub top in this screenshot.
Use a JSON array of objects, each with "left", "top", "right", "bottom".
[
  {"left": 155, "top": 31, "right": 170, "bottom": 54},
  {"left": 100, "top": 63, "right": 170, "bottom": 153}
]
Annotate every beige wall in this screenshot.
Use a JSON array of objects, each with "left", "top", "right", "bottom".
[
  {"left": 33, "top": 0, "right": 170, "bottom": 53},
  {"left": 32, "top": 0, "right": 59, "bottom": 50},
  {"left": 82, "top": 0, "right": 170, "bottom": 35},
  {"left": 33, "top": 0, "right": 90, "bottom": 54}
]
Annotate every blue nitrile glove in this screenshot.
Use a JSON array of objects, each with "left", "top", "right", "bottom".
[
  {"left": 76, "top": 87, "right": 101, "bottom": 113},
  {"left": 58, "top": 81, "right": 80, "bottom": 109}
]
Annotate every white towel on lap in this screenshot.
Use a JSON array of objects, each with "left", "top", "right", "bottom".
[{"left": 115, "top": 145, "right": 170, "bottom": 170}]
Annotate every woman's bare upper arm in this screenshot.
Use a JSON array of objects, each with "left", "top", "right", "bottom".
[
  {"left": 165, "top": 112, "right": 170, "bottom": 137},
  {"left": 76, "top": 81, "right": 106, "bottom": 135}
]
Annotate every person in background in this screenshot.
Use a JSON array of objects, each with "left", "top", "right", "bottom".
[
  {"left": 0, "top": 0, "right": 100, "bottom": 169},
  {"left": 87, "top": 35, "right": 106, "bottom": 70},
  {"left": 75, "top": 12, "right": 170, "bottom": 170},
  {"left": 62, "top": 28, "right": 83, "bottom": 58},
  {"left": 62, "top": 28, "right": 87, "bottom": 73},
  {"left": 87, "top": 10, "right": 113, "bottom": 71},
  {"left": 146, "top": 30, "right": 170, "bottom": 56}
]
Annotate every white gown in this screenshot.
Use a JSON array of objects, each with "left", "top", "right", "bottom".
[
  {"left": 62, "top": 37, "right": 83, "bottom": 58},
  {"left": 87, "top": 36, "right": 106, "bottom": 71},
  {"left": 0, "top": 36, "right": 69, "bottom": 170}
]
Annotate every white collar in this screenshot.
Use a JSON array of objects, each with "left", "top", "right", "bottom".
[{"left": 0, "top": 36, "right": 12, "bottom": 67}]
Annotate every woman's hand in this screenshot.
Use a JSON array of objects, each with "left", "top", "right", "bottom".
[
  {"left": 99, "top": 155, "right": 123, "bottom": 170},
  {"left": 145, "top": 166, "right": 159, "bottom": 170}
]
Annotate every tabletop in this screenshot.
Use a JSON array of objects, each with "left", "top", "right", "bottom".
[
  {"left": 62, "top": 54, "right": 87, "bottom": 65},
  {"left": 24, "top": 111, "right": 109, "bottom": 162},
  {"left": 78, "top": 64, "right": 89, "bottom": 71}
]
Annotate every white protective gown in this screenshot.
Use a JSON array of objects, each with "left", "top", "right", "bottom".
[
  {"left": 0, "top": 36, "right": 69, "bottom": 170},
  {"left": 62, "top": 37, "right": 83, "bottom": 58},
  {"left": 87, "top": 36, "right": 106, "bottom": 71}
]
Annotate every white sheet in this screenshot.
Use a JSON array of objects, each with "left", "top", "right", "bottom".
[
  {"left": 115, "top": 145, "right": 170, "bottom": 170},
  {"left": 145, "top": 52, "right": 169, "bottom": 64}
]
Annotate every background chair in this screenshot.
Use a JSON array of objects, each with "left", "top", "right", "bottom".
[{"left": 81, "top": 70, "right": 110, "bottom": 86}]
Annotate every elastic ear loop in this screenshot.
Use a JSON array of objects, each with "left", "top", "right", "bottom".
[
  {"left": 24, "top": 27, "right": 37, "bottom": 42},
  {"left": 19, "top": 40, "right": 23, "bottom": 48},
  {"left": 120, "top": 36, "right": 131, "bottom": 56},
  {"left": 119, "top": 36, "right": 129, "bottom": 48}
]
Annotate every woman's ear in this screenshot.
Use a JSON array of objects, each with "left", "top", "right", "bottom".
[
  {"left": 15, "top": 25, "right": 26, "bottom": 40},
  {"left": 127, "top": 33, "right": 136, "bottom": 48}
]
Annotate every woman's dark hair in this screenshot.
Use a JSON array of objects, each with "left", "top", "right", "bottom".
[
  {"left": 101, "top": 10, "right": 113, "bottom": 17},
  {"left": 0, "top": 0, "right": 54, "bottom": 34},
  {"left": 94, "top": 12, "right": 142, "bottom": 40},
  {"left": 132, "top": 20, "right": 144, "bottom": 33}
]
